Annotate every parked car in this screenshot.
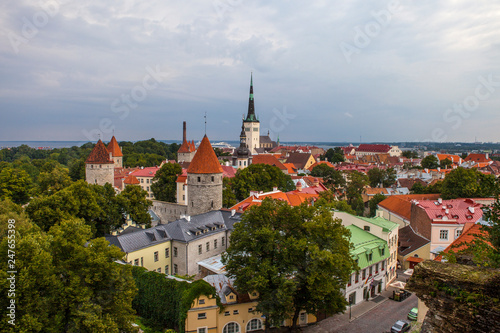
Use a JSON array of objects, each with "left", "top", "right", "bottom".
[
  {"left": 408, "top": 307, "right": 418, "bottom": 320},
  {"left": 391, "top": 320, "right": 411, "bottom": 333}
]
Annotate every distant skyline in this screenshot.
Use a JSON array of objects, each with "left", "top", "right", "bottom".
[{"left": 1, "top": 1, "right": 500, "bottom": 143}]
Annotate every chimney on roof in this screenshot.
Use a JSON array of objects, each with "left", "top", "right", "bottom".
[
  {"left": 486, "top": 153, "right": 489, "bottom": 160},
  {"left": 231, "top": 209, "right": 236, "bottom": 216},
  {"left": 469, "top": 207, "right": 475, "bottom": 214},
  {"left": 296, "top": 182, "right": 302, "bottom": 192},
  {"left": 438, "top": 198, "right": 442, "bottom": 204},
  {"left": 273, "top": 186, "right": 278, "bottom": 191},
  {"left": 312, "top": 178, "right": 319, "bottom": 186}
]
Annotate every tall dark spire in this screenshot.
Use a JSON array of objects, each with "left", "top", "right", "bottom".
[{"left": 244, "top": 73, "right": 258, "bottom": 122}]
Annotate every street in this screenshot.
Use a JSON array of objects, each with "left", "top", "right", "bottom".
[{"left": 304, "top": 292, "right": 418, "bottom": 333}]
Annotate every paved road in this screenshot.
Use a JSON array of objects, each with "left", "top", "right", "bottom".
[{"left": 305, "top": 293, "right": 418, "bottom": 333}]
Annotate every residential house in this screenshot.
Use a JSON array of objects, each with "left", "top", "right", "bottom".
[
  {"left": 251, "top": 154, "right": 288, "bottom": 173},
  {"left": 377, "top": 194, "right": 441, "bottom": 228},
  {"left": 397, "top": 225, "right": 430, "bottom": 270},
  {"left": 185, "top": 274, "right": 316, "bottom": 333},
  {"left": 333, "top": 212, "right": 399, "bottom": 284},
  {"left": 285, "top": 152, "right": 316, "bottom": 172},
  {"left": 130, "top": 166, "right": 161, "bottom": 199},
  {"left": 409, "top": 198, "right": 484, "bottom": 258},
  {"left": 345, "top": 225, "right": 390, "bottom": 305}
]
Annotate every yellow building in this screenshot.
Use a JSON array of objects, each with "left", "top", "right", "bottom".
[{"left": 185, "top": 275, "right": 316, "bottom": 333}]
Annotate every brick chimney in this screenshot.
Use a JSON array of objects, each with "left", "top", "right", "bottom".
[{"left": 296, "top": 182, "right": 302, "bottom": 192}]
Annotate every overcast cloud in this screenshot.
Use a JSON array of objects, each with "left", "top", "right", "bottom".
[{"left": 1, "top": 0, "right": 500, "bottom": 143}]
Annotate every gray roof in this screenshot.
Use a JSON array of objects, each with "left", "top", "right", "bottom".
[{"left": 106, "top": 210, "right": 242, "bottom": 252}]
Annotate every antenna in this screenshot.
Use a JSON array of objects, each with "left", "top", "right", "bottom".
[{"left": 204, "top": 112, "right": 207, "bottom": 135}]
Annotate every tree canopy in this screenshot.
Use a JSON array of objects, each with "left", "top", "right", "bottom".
[
  {"left": 0, "top": 218, "right": 137, "bottom": 332},
  {"left": 421, "top": 155, "right": 439, "bottom": 169},
  {"left": 224, "top": 164, "right": 296, "bottom": 203},
  {"left": 441, "top": 167, "right": 497, "bottom": 199},
  {"left": 368, "top": 193, "right": 387, "bottom": 217},
  {"left": 151, "top": 163, "right": 183, "bottom": 203},
  {"left": 367, "top": 167, "right": 396, "bottom": 188},
  {"left": 321, "top": 148, "right": 345, "bottom": 163},
  {"left": 310, "top": 164, "right": 345, "bottom": 191},
  {"left": 345, "top": 171, "right": 368, "bottom": 216},
  {"left": 222, "top": 199, "right": 356, "bottom": 330}
]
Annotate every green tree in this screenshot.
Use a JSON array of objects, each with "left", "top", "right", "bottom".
[
  {"left": 118, "top": 185, "right": 153, "bottom": 227},
  {"left": 321, "top": 148, "right": 344, "bottom": 163},
  {"left": 421, "top": 155, "right": 439, "bottom": 169},
  {"left": 441, "top": 167, "right": 497, "bottom": 199},
  {"left": 222, "top": 177, "right": 237, "bottom": 208},
  {"left": 315, "top": 190, "right": 357, "bottom": 215},
  {"left": 310, "top": 164, "right": 346, "bottom": 191},
  {"left": 367, "top": 168, "right": 396, "bottom": 188},
  {"left": 410, "top": 182, "right": 426, "bottom": 194},
  {"left": 0, "top": 167, "right": 32, "bottom": 204},
  {"left": 368, "top": 193, "right": 386, "bottom": 217},
  {"left": 68, "top": 158, "right": 86, "bottom": 181},
  {"left": 151, "top": 163, "right": 183, "bottom": 202},
  {"left": 0, "top": 218, "right": 137, "bottom": 332},
  {"left": 36, "top": 164, "right": 72, "bottom": 195},
  {"left": 440, "top": 158, "right": 453, "bottom": 169},
  {"left": 228, "top": 164, "right": 295, "bottom": 202},
  {"left": 222, "top": 199, "right": 356, "bottom": 331},
  {"left": 345, "top": 171, "right": 368, "bottom": 215},
  {"left": 0, "top": 198, "right": 32, "bottom": 241},
  {"left": 402, "top": 150, "right": 418, "bottom": 158}
]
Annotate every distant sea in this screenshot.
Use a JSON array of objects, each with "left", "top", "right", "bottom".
[{"left": 0, "top": 140, "right": 351, "bottom": 150}]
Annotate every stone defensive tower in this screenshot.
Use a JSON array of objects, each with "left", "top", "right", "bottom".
[
  {"left": 85, "top": 139, "right": 114, "bottom": 186},
  {"left": 186, "top": 135, "right": 223, "bottom": 216},
  {"left": 177, "top": 121, "right": 196, "bottom": 163},
  {"left": 107, "top": 135, "right": 123, "bottom": 168}
]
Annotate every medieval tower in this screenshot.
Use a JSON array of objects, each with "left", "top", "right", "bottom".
[
  {"left": 243, "top": 73, "right": 260, "bottom": 154},
  {"left": 177, "top": 121, "right": 196, "bottom": 163},
  {"left": 233, "top": 123, "right": 252, "bottom": 169},
  {"left": 85, "top": 139, "right": 115, "bottom": 186},
  {"left": 107, "top": 135, "right": 123, "bottom": 168},
  {"left": 186, "top": 135, "right": 223, "bottom": 216}
]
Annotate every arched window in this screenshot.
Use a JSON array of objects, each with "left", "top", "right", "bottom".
[
  {"left": 223, "top": 322, "right": 240, "bottom": 333},
  {"left": 246, "top": 318, "right": 262, "bottom": 332}
]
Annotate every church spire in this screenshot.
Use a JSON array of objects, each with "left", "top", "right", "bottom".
[{"left": 244, "top": 73, "right": 258, "bottom": 122}]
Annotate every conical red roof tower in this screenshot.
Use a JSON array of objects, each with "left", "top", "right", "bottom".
[
  {"left": 107, "top": 136, "right": 123, "bottom": 157},
  {"left": 85, "top": 140, "right": 114, "bottom": 164},
  {"left": 187, "top": 135, "right": 223, "bottom": 174}
]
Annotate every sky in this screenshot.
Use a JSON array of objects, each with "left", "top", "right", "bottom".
[{"left": 1, "top": 0, "right": 500, "bottom": 144}]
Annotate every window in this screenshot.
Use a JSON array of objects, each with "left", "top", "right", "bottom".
[
  {"left": 440, "top": 230, "right": 448, "bottom": 240},
  {"left": 381, "top": 261, "right": 385, "bottom": 271},
  {"left": 146, "top": 179, "right": 149, "bottom": 184},
  {"left": 222, "top": 237, "right": 225, "bottom": 246},
  {"left": 198, "top": 313, "right": 206, "bottom": 319},
  {"left": 154, "top": 251, "right": 159, "bottom": 262},
  {"left": 223, "top": 322, "right": 240, "bottom": 333},
  {"left": 348, "top": 274, "right": 352, "bottom": 286},
  {"left": 165, "top": 265, "right": 169, "bottom": 274},
  {"left": 233, "top": 310, "right": 239, "bottom": 315},
  {"left": 141, "top": 179, "right": 144, "bottom": 183},
  {"left": 368, "top": 253, "right": 373, "bottom": 261},
  {"left": 206, "top": 242, "right": 210, "bottom": 252},
  {"left": 165, "top": 248, "right": 169, "bottom": 258},
  {"left": 198, "top": 328, "right": 207, "bottom": 333},
  {"left": 211, "top": 176, "right": 214, "bottom": 182},
  {"left": 349, "top": 292, "right": 356, "bottom": 305},
  {"left": 300, "top": 313, "right": 306, "bottom": 322},
  {"left": 198, "top": 244, "right": 202, "bottom": 254},
  {"left": 224, "top": 311, "right": 230, "bottom": 316},
  {"left": 456, "top": 229, "right": 462, "bottom": 238},
  {"left": 364, "top": 225, "right": 370, "bottom": 231},
  {"left": 141, "top": 257, "right": 144, "bottom": 266},
  {"left": 214, "top": 239, "right": 217, "bottom": 249},
  {"left": 381, "top": 248, "right": 385, "bottom": 256},
  {"left": 229, "top": 295, "right": 234, "bottom": 300},
  {"left": 248, "top": 307, "right": 254, "bottom": 312},
  {"left": 369, "top": 266, "right": 372, "bottom": 276},
  {"left": 147, "top": 186, "right": 149, "bottom": 191},
  {"left": 375, "top": 263, "right": 379, "bottom": 273},
  {"left": 198, "top": 177, "right": 201, "bottom": 182},
  {"left": 174, "top": 247, "right": 178, "bottom": 257},
  {"left": 362, "top": 269, "right": 366, "bottom": 279},
  {"left": 183, "top": 195, "right": 185, "bottom": 201},
  {"left": 157, "top": 267, "right": 161, "bottom": 273},
  {"left": 247, "top": 319, "right": 262, "bottom": 332},
  {"left": 134, "top": 259, "right": 139, "bottom": 266},
  {"left": 199, "top": 299, "right": 205, "bottom": 305},
  {"left": 174, "top": 264, "right": 178, "bottom": 274},
  {"left": 355, "top": 272, "right": 359, "bottom": 283}
]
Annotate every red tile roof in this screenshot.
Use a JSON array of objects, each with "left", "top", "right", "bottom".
[
  {"left": 131, "top": 166, "right": 160, "bottom": 178},
  {"left": 85, "top": 140, "right": 114, "bottom": 164},
  {"left": 178, "top": 138, "right": 196, "bottom": 153},
  {"left": 107, "top": 136, "right": 123, "bottom": 157},
  {"left": 378, "top": 194, "right": 441, "bottom": 220},
  {"left": 124, "top": 175, "right": 140, "bottom": 185},
  {"left": 356, "top": 144, "right": 391, "bottom": 153},
  {"left": 187, "top": 135, "right": 223, "bottom": 174},
  {"left": 436, "top": 154, "right": 461, "bottom": 164},
  {"left": 417, "top": 199, "right": 483, "bottom": 224},
  {"left": 222, "top": 165, "right": 237, "bottom": 178},
  {"left": 464, "top": 153, "right": 492, "bottom": 163},
  {"left": 434, "top": 223, "right": 492, "bottom": 261},
  {"left": 283, "top": 163, "right": 297, "bottom": 174},
  {"left": 230, "top": 190, "right": 319, "bottom": 212},
  {"left": 252, "top": 154, "right": 287, "bottom": 170}
]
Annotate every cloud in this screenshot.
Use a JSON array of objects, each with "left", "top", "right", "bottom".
[{"left": 1, "top": 0, "right": 500, "bottom": 142}]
